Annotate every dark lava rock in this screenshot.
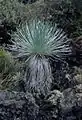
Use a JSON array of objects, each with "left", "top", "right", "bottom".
[
  {"left": 51, "top": 61, "right": 77, "bottom": 91},
  {"left": 47, "top": 84, "right": 82, "bottom": 120},
  {"left": 0, "top": 85, "right": 82, "bottom": 120},
  {"left": 61, "top": 84, "right": 82, "bottom": 120},
  {"left": 0, "top": 21, "right": 16, "bottom": 45},
  {"left": 72, "top": 36, "right": 82, "bottom": 65},
  {"left": 0, "top": 91, "right": 39, "bottom": 120}
]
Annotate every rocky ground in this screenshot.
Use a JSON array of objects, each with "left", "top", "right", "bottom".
[{"left": 0, "top": 83, "right": 82, "bottom": 120}]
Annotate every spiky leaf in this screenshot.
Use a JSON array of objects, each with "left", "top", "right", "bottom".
[{"left": 8, "top": 20, "right": 71, "bottom": 60}]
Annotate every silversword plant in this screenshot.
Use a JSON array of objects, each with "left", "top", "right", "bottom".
[{"left": 8, "top": 20, "right": 71, "bottom": 95}]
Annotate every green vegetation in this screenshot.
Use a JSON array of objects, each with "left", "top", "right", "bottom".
[
  {"left": 44, "top": 0, "right": 82, "bottom": 38},
  {"left": 0, "top": 0, "right": 45, "bottom": 25},
  {"left": 0, "top": 48, "right": 21, "bottom": 90},
  {"left": 0, "top": 0, "right": 45, "bottom": 45},
  {"left": 0, "top": 48, "right": 14, "bottom": 74}
]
